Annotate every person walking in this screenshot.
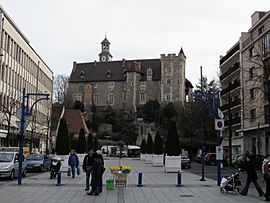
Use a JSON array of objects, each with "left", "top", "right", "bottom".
[
  {"left": 83, "top": 149, "right": 94, "bottom": 191},
  {"left": 263, "top": 154, "right": 270, "bottom": 201},
  {"left": 240, "top": 155, "right": 264, "bottom": 197},
  {"left": 96, "top": 150, "right": 105, "bottom": 193},
  {"left": 88, "top": 152, "right": 102, "bottom": 195},
  {"left": 68, "top": 149, "right": 79, "bottom": 178}
]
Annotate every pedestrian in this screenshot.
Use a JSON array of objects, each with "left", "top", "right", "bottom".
[
  {"left": 88, "top": 152, "right": 102, "bottom": 196},
  {"left": 240, "top": 155, "right": 264, "bottom": 197},
  {"left": 263, "top": 154, "right": 270, "bottom": 201},
  {"left": 83, "top": 149, "right": 94, "bottom": 191},
  {"left": 68, "top": 149, "right": 79, "bottom": 178},
  {"left": 96, "top": 150, "right": 105, "bottom": 193}
]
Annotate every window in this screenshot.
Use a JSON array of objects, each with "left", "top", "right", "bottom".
[
  {"left": 250, "top": 88, "right": 255, "bottom": 99},
  {"left": 106, "top": 70, "right": 112, "bottom": 78},
  {"left": 94, "top": 95, "right": 99, "bottom": 103},
  {"left": 108, "top": 94, "right": 114, "bottom": 105},
  {"left": 140, "top": 93, "right": 146, "bottom": 103},
  {"left": 79, "top": 71, "right": 86, "bottom": 79},
  {"left": 93, "top": 83, "right": 97, "bottom": 89},
  {"left": 122, "top": 93, "right": 126, "bottom": 102},
  {"left": 131, "top": 82, "right": 134, "bottom": 86},
  {"left": 79, "top": 85, "right": 83, "bottom": 92},
  {"left": 250, "top": 109, "right": 256, "bottom": 120},
  {"left": 166, "top": 79, "right": 171, "bottom": 84},
  {"left": 262, "top": 35, "right": 269, "bottom": 55},
  {"left": 166, "top": 66, "right": 172, "bottom": 75},
  {"left": 249, "top": 47, "right": 256, "bottom": 57},
  {"left": 166, "top": 94, "right": 171, "bottom": 101},
  {"left": 140, "top": 82, "right": 146, "bottom": 87},
  {"left": 258, "top": 26, "right": 264, "bottom": 35},
  {"left": 147, "top": 68, "right": 153, "bottom": 76},
  {"left": 249, "top": 67, "right": 255, "bottom": 78},
  {"left": 73, "top": 94, "right": 82, "bottom": 102},
  {"left": 108, "top": 81, "right": 114, "bottom": 89}
]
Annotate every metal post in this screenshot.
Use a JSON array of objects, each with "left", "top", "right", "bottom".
[
  {"left": 176, "top": 171, "right": 182, "bottom": 187},
  {"left": 56, "top": 172, "right": 62, "bottom": 186},
  {"left": 18, "top": 88, "right": 26, "bottom": 185},
  {"left": 215, "top": 92, "right": 222, "bottom": 186},
  {"left": 137, "top": 172, "right": 143, "bottom": 187},
  {"left": 200, "top": 66, "right": 205, "bottom": 181}
]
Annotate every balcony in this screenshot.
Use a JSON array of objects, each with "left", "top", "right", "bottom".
[
  {"left": 220, "top": 80, "right": 240, "bottom": 96},
  {"left": 220, "top": 99, "right": 241, "bottom": 111},
  {"left": 220, "top": 62, "right": 240, "bottom": 81},
  {"left": 225, "top": 117, "right": 241, "bottom": 126}
]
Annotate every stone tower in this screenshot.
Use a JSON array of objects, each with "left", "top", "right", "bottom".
[
  {"left": 99, "top": 36, "right": 113, "bottom": 62},
  {"left": 160, "top": 48, "right": 186, "bottom": 103}
]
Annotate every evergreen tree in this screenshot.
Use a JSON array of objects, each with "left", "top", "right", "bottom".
[
  {"left": 93, "top": 136, "right": 99, "bottom": 151},
  {"left": 77, "top": 128, "right": 86, "bottom": 153},
  {"left": 140, "top": 139, "right": 146, "bottom": 154},
  {"left": 146, "top": 133, "right": 153, "bottom": 154},
  {"left": 55, "top": 118, "right": 70, "bottom": 155},
  {"left": 87, "top": 133, "right": 94, "bottom": 151},
  {"left": 165, "top": 121, "right": 181, "bottom": 156},
  {"left": 153, "top": 131, "right": 163, "bottom": 155}
]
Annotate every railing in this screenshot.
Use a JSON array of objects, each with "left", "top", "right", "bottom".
[
  {"left": 220, "top": 62, "right": 240, "bottom": 81},
  {"left": 220, "top": 99, "right": 241, "bottom": 111},
  {"left": 220, "top": 80, "right": 240, "bottom": 96},
  {"left": 225, "top": 117, "right": 241, "bottom": 126},
  {"left": 220, "top": 43, "right": 240, "bottom": 64}
]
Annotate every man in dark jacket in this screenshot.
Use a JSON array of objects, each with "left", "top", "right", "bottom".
[
  {"left": 96, "top": 150, "right": 105, "bottom": 193},
  {"left": 68, "top": 149, "right": 79, "bottom": 178},
  {"left": 83, "top": 149, "right": 94, "bottom": 191},
  {"left": 240, "top": 155, "right": 264, "bottom": 196},
  {"left": 88, "top": 152, "right": 102, "bottom": 195}
]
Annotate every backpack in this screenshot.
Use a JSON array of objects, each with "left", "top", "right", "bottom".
[{"left": 263, "top": 162, "right": 270, "bottom": 174}]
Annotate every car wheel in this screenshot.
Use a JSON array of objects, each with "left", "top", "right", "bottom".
[
  {"left": 22, "top": 169, "right": 27, "bottom": 177},
  {"left": 10, "top": 170, "right": 15, "bottom": 180}
]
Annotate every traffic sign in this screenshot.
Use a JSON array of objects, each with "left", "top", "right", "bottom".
[
  {"left": 215, "top": 119, "right": 224, "bottom": 130},
  {"left": 216, "top": 146, "right": 223, "bottom": 160}
]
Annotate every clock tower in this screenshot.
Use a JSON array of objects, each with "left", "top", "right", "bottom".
[{"left": 99, "top": 36, "right": 113, "bottom": 62}]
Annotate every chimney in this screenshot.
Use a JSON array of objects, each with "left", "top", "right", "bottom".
[
  {"left": 251, "top": 11, "right": 267, "bottom": 26},
  {"left": 122, "top": 58, "right": 126, "bottom": 67},
  {"left": 94, "top": 60, "right": 97, "bottom": 66},
  {"left": 72, "top": 61, "right": 77, "bottom": 72}
]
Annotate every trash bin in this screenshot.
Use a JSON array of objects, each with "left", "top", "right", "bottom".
[{"left": 106, "top": 179, "right": 114, "bottom": 190}]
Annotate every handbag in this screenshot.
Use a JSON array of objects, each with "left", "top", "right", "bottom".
[
  {"left": 77, "top": 167, "right": 81, "bottom": 175},
  {"left": 67, "top": 168, "right": 71, "bottom": 176}
]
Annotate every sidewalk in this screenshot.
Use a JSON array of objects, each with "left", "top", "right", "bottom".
[{"left": 0, "top": 157, "right": 266, "bottom": 203}]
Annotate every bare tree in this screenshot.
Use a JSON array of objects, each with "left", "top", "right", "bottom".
[
  {"left": 53, "top": 75, "right": 69, "bottom": 104},
  {"left": 0, "top": 97, "right": 21, "bottom": 147}
]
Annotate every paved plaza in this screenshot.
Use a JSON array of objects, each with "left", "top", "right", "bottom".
[{"left": 0, "top": 156, "right": 267, "bottom": 203}]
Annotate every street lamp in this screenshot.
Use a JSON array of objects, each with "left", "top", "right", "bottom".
[{"left": 17, "top": 88, "right": 49, "bottom": 185}]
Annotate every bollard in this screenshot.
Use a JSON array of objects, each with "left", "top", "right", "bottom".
[
  {"left": 176, "top": 171, "right": 183, "bottom": 187},
  {"left": 137, "top": 172, "right": 143, "bottom": 187},
  {"left": 56, "top": 172, "right": 62, "bottom": 186}
]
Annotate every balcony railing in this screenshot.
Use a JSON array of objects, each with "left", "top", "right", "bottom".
[
  {"left": 220, "top": 80, "right": 240, "bottom": 96},
  {"left": 225, "top": 117, "right": 241, "bottom": 126},
  {"left": 220, "top": 62, "right": 240, "bottom": 81},
  {"left": 220, "top": 98, "right": 241, "bottom": 111}
]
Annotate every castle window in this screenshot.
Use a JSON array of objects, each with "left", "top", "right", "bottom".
[
  {"left": 166, "top": 66, "right": 172, "bottom": 75},
  {"left": 140, "top": 93, "right": 146, "bottom": 104},
  {"left": 94, "top": 95, "right": 99, "bottom": 103},
  {"left": 165, "top": 94, "right": 171, "bottom": 101},
  {"left": 79, "top": 85, "right": 83, "bottom": 92},
  {"left": 106, "top": 69, "right": 112, "bottom": 78},
  {"left": 108, "top": 81, "right": 114, "bottom": 89},
  {"left": 79, "top": 71, "right": 86, "bottom": 79},
  {"left": 147, "top": 68, "right": 152, "bottom": 76},
  {"left": 140, "top": 82, "right": 146, "bottom": 87},
  {"left": 73, "top": 94, "right": 82, "bottom": 102},
  {"left": 93, "top": 83, "right": 97, "bottom": 89},
  {"left": 108, "top": 94, "right": 114, "bottom": 105},
  {"left": 166, "top": 79, "right": 171, "bottom": 84}
]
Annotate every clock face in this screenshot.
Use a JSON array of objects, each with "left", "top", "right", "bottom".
[{"left": 101, "top": 56, "right": 106, "bottom": 61}]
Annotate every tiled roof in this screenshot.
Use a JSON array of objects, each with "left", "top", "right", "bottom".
[
  {"left": 69, "top": 59, "right": 161, "bottom": 83},
  {"left": 63, "top": 109, "right": 89, "bottom": 135}
]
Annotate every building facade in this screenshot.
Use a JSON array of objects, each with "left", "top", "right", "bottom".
[
  {"left": 0, "top": 6, "right": 53, "bottom": 152},
  {"left": 67, "top": 37, "right": 189, "bottom": 113},
  {"left": 220, "top": 10, "right": 270, "bottom": 155}
]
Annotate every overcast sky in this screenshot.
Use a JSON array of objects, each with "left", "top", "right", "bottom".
[{"left": 0, "top": 0, "right": 269, "bottom": 86}]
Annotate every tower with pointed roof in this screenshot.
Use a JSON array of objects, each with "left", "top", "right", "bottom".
[{"left": 99, "top": 36, "right": 113, "bottom": 62}]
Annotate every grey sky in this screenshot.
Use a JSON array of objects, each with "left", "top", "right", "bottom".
[{"left": 0, "top": 0, "right": 269, "bottom": 86}]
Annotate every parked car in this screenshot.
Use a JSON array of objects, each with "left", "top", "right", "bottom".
[
  {"left": 0, "top": 152, "right": 27, "bottom": 179},
  {"left": 26, "top": 154, "right": 51, "bottom": 172},
  {"left": 181, "top": 154, "right": 191, "bottom": 169},
  {"left": 204, "top": 153, "right": 228, "bottom": 166}
]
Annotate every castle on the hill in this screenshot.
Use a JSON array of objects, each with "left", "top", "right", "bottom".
[{"left": 67, "top": 37, "right": 192, "bottom": 113}]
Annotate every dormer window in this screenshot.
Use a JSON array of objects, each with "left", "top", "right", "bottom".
[
  {"left": 79, "top": 71, "right": 86, "bottom": 79},
  {"left": 146, "top": 68, "right": 153, "bottom": 81},
  {"left": 106, "top": 69, "right": 112, "bottom": 78}
]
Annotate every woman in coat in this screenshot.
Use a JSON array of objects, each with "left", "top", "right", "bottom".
[{"left": 240, "top": 155, "right": 264, "bottom": 196}]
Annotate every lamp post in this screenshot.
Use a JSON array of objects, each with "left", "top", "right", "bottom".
[{"left": 18, "top": 88, "right": 49, "bottom": 185}]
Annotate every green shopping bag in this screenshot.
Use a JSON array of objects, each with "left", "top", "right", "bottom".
[{"left": 106, "top": 179, "right": 114, "bottom": 190}]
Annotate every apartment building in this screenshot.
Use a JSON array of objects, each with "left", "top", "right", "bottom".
[{"left": 0, "top": 5, "right": 53, "bottom": 153}]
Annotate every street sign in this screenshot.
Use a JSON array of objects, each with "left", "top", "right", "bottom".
[
  {"left": 216, "top": 146, "right": 223, "bottom": 160},
  {"left": 215, "top": 119, "right": 224, "bottom": 130}
]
